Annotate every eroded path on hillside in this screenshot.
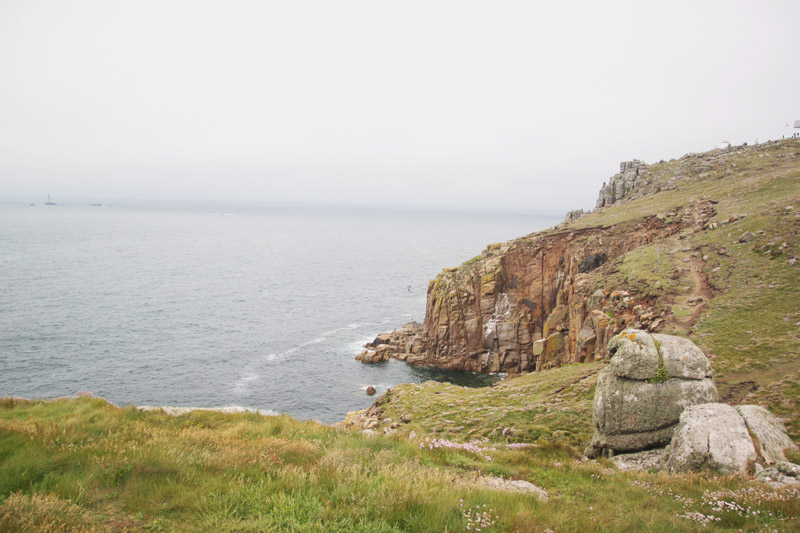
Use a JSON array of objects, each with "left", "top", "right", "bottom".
[{"left": 665, "top": 236, "right": 714, "bottom": 333}]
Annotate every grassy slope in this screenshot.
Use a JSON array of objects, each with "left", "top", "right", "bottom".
[
  {"left": 1, "top": 397, "right": 799, "bottom": 532},
  {"left": 2, "top": 140, "right": 799, "bottom": 531},
  {"left": 585, "top": 140, "right": 800, "bottom": 438}
]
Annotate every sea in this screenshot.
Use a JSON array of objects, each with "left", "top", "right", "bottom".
[{"left": 0, "top": 202, "right": 559, "bottom": 423}]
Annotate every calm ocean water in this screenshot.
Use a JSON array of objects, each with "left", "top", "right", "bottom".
[{"left": 0, "top": 203, "right": 558, "bottom": 423}]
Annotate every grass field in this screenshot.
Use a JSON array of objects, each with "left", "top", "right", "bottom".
[{"left": 1, "top": 396, "right": 799, "bottom": 532}]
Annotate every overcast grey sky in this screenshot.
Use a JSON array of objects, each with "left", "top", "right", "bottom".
[{"left": 1, "top": 0, "right": 798, "bottom": 211}]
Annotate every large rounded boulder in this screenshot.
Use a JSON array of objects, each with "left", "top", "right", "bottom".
[{"left": 586, "top": 329, "right": 718, "bottom": 457}]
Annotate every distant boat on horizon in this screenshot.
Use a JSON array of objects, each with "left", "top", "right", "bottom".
[{"left": 44, "top": 194, "right": 57, "bottom": 206}]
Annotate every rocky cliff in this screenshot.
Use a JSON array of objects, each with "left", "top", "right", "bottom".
[
  {"left": 358, "top": 140, "right": 800, "bottom": 397},
  {"left": 375, "top": 201, "right": 713, "bottom": 374}
]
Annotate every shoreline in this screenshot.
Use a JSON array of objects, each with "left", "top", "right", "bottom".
[{"left": 4, "top": 392, "right": 282, "bottom": 419}]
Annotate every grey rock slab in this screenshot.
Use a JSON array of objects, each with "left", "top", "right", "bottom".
[
  {"left": 736, "top": 405, "right": 799, "bottom": 464},
  {"left": 476, "top": 476, "right": 548, "bottom": 501},
  {"left": 611, "top": 449, "right": 666, "bottom": 471},
  {"left": 665, "top": 403, "right": 757, "bottom": 475},
  {"left": 588, "top": 425, "right": 676, "bottom": 457}
]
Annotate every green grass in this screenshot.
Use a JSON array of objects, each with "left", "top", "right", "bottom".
[
  {"left": 2, "top": 396, "right": 799, "bottom": 532},
  {"left": 379, "top": 363, "right": 601, "bottom": 447}
]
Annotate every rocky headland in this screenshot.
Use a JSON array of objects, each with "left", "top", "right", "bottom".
[
  {"left": 357, "top": 140, "right": 800, "bottom": 440},
  {"left": 356, "top": 153, "right": 731, "bottom": 373}
]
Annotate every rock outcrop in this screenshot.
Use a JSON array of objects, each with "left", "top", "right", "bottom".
[
  {"left": 359, "top": 190, "right": 718, "bottom": 374},
  {"left": 585, "top": 330, "right": 718, "bottom": 457},
  {"left": 595, "top": 160, "right": 648, "bottom": 209},
  {"left": 356, "top": 322, "right": 424, "bottom": 364},
  {"left": 564, "top": 209, "right": 586, "bottom": 223},
  {"left": 476, "top": 476, "right": 548, "bottom": 500}
]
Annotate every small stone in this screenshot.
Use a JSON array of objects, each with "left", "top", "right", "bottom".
[
  {"left": 476, "top": 476, "right": 548, "bottom": 501},
  {"left": 738, "top": 231, "right": 756, "bottom": 243},
  {"left": 366, "top": 386, "right": 376, "bottom": 396},
  {"left": 400, "top": 413, "right": 413, "bottom": 423}
]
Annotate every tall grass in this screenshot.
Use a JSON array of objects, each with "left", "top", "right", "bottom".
[{"left": 1, "top": 397, "right": 798, "bottom": 531}]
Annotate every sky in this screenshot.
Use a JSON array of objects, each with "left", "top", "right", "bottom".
[{"left": 1, "top": 0, "right": 799, "bottom": 212}]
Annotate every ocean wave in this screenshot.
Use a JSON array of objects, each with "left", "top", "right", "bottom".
[
  {"left": 232, "top": 371, "right": 259, "bottom": 395},
  {"left": 348, "top": 337, "right": 374, "bottom": 354}
]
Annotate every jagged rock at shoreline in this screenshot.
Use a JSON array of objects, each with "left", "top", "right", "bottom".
[
  {"left": 585, "top": 330, "right": 718, "bottom": 458},
  {"left": 356, "top": 322, "right": 424, "bottom": 363}
]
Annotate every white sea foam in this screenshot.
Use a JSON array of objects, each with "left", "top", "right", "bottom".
[
  {"left": 139, "top": 405, "right": 279, "bottom": 417},
  {"left": 232, "top": 372, "right": 259, "bottom": 394},
  {"left": 348, "top": 337, "right": 374, "bottom": 354},
  {"left": 359, "top": 382, "right": 392, "bottom": 392}
]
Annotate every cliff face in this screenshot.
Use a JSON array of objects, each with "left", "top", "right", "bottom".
[
  {"left": 358, "top": 201, "right": 717, "bottom": 373},
  {"left": 358, "top": 154, "right": 715, "bottom": 372},
  {"left": 413, "top": 208, "right": 711, "bottom": 373},
  {"left": 357, "top": 140, "right": 800, "bottom": 386}
]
